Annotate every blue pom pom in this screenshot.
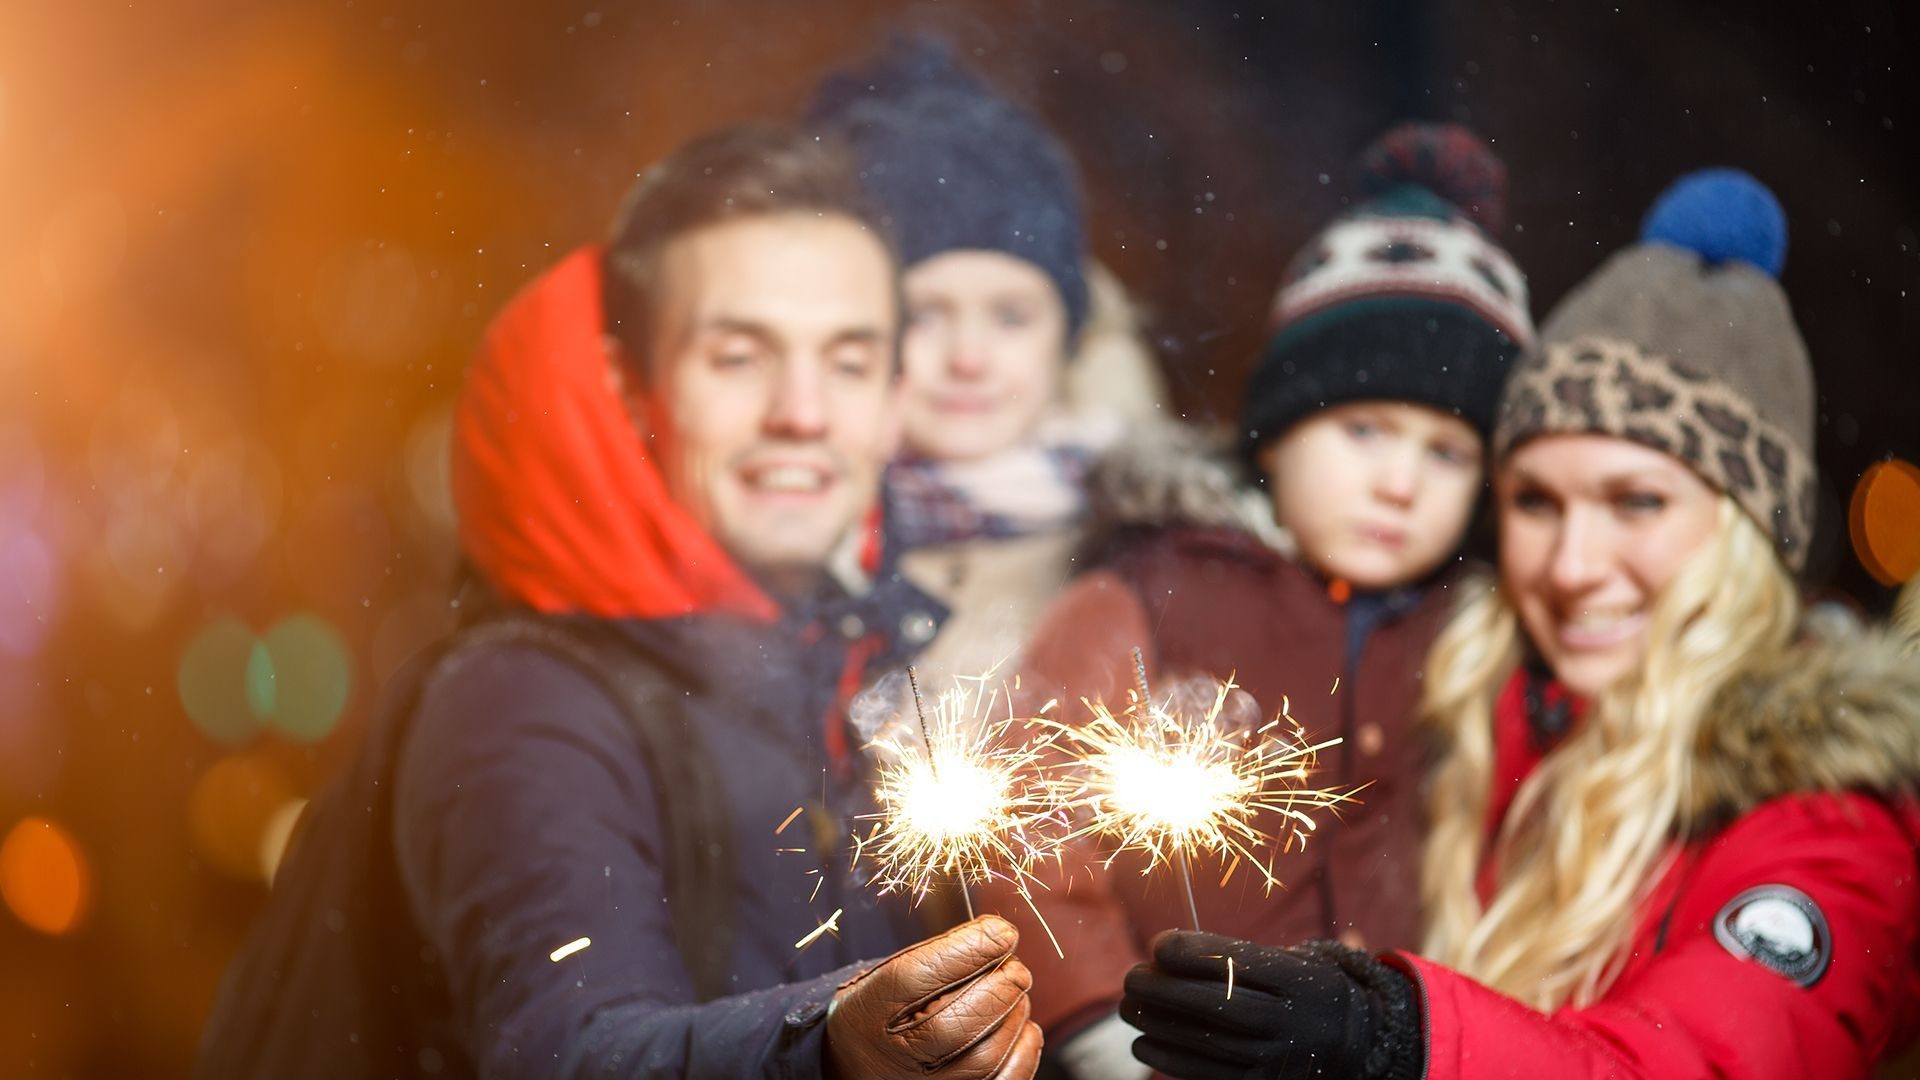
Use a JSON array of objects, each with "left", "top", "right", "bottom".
[{"left": 1638, "top": 168, "right": 1787, "bottom": 277}]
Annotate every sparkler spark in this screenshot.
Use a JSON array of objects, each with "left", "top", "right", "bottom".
[
  {"left": 1043, "top": 658, "right": 1355, "bottom": 901},
  {"left": 1202, "top": 953, "right": 1236, "bottom": 999},
  {"left": 794, "top": 908, "right": 843, "bottom": 950},
  {"left": 775, "top": 806, "right": 804, "bottom": 835},
  {"left": 853, "top": 667, "right": 1068, "bottom": 955}
]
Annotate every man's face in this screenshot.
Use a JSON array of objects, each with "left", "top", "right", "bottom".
[
  {"left": 1258, "top": 401, "right": 1484, "bottom": 590},
  {"left": 636, "top": 213, "right": 900, "bottom": 593}
]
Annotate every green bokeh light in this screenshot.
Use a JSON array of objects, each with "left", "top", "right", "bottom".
[
  {"left": 177, "top": 617, "right": 262, "bottom": 747},
  {"left": 259, "top": 614, "right": 352, "bottom": 743},
  {"left": 244, "top": 641, "right": 276, "bottom": 718}
]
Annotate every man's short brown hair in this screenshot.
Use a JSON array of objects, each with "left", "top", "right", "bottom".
[{"left": 602, "top": 123, "right": 894, "bottom": 369}]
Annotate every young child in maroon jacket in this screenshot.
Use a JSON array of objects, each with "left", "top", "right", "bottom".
[
  {"left": 983, "top": 123, "right": 1536, "bottom": 1079},
  {"left": 1123, "top": 172, "right": 1920, "bottom": 1080}
]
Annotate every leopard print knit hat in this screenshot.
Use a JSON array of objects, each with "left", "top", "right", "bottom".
[{"left": 1495, "top": 169, "right": 1816, "bottom": 571}]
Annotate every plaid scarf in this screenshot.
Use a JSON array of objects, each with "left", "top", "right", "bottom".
[{"left": 886, "top": 439, "right": 1099, "bottom": 551}]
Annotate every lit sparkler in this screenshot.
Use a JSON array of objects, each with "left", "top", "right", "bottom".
[
  {"left": 1044, "top": 648, "right": 1355, "bottom": 930},
  {"left": 852, "top": 665, "right": 1068, "bottom": 954}
]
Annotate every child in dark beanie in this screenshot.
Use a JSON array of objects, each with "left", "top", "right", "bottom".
[{"left": 983, "top": 123, "right": 1534, "bottom": 1079}]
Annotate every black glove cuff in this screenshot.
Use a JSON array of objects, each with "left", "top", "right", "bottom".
[{"left": 1295, "top": 941, "right": 1425, "bottom": 1080}]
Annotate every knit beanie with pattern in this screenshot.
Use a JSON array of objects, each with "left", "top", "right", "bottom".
[
  {"left": 1242, "top": 122, "right": 1534, "bottom": 459},
  {"left": 1496, "top": 169, "right": 1817, "bottom": 571}
]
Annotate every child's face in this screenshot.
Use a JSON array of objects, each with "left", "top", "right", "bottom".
[
  {"left": 898, "top": 250, "right": 1069, "bottom": 462},
  {"left": 1258, "top": 401, "right": 1484, "bottom": 590}
]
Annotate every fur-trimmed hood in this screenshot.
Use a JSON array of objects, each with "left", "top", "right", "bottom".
[
  {"left": 1690, "top": 622, "right": 1920, "bottom": 832},
  {"left": 1081, "top": 420, "right": 1296, "bottom": 558}
]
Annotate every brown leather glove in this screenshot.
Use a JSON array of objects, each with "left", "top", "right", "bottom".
[{"left": 825, "top": 914, "right": 1043, "bottom": 1079}]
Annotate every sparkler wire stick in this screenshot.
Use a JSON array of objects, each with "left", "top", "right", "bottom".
[
  {"left": 1130, "top": 646, "right": 1152, "bottom": 711},
  {"left": 908, "top": 666, "right": 934, "bottom": 753},
  {"left": 1131, "top": 647, "right": 1203, "bottom": 932},
  {"left": 907, "top": 666, "right": 975, "bottom": 920},
  {"left": 1175, "top": 848, "right": 1202, "bottom": 933}
]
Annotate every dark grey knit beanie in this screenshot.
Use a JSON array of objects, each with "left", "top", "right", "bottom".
[{"left": 806, "top": 35, "right": 1089, "bottom": 335}]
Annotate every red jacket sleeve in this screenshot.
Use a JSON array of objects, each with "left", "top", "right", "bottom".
[
  {"left": 973, "top": 569, "right": 1158, "bottom": 1035},
  {"left": 1395, "top": 793, "right": 1920, "bottom": 1079}
]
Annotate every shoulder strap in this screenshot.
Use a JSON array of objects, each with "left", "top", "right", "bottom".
[{"left": 432, "top": 615, "right": 736, "bottom": 1002}]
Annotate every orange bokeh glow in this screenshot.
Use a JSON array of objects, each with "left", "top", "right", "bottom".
[
  {"left": 0, "top": 817, "right": 92, "bottom": 936},
  {"left": 187, "top": 755, "right": 298, "bottom": 883},
  {"left": 1850, "top": 459, "right": 1920, "bottom": 588}
]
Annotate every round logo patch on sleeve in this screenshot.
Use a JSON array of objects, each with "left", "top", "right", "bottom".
[{"left": 1712, "top": 885, "right": 1830, "bottom": 987}]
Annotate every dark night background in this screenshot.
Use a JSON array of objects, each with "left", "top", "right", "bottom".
[{"left": 1, "top": 2, "right": 1914, "bottom": 1074}]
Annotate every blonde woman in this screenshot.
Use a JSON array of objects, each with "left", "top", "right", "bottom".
[{"left": 1119, "top": 171, "right": 1920, "bottom": 1078}]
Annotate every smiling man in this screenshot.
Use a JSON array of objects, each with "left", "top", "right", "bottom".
[
  {"left": 629, "top": 210, "right": 899, "bottom": 594},
  {"left": 196, "top": 125, "right": 1043, "bottom": 1080}
]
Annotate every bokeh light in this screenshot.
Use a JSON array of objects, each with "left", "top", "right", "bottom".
[
  {"left": 0, "top": 817, "right": 92, "bottom": 936},
  {"left": 0, "top": 529, "right": 56, "bottom": 658},
  {"left": 0, "top": 665, "right": 66, "bottom": 800},
  {"left": 259, "top": 798, "right": 310, "bottom": 885},
  {"left": 0, "top": 423, "right": 61, "bottom": 657},
  {"left": 401, "top": 403, "right": 457, "bottom": 543},
  {"left": 86, "top": 382, "right": 182, "bottom": 499},
  {"left": 185, "top": 438, "right": 284, "bottom": 591},
  {"left": 244, "top": 639, "right": 277, "bottom": 720},
  {"left": 37, "top": 188, "right": 128, "bottom": 310},
  {"left": 177, "top": 612, "right": 357, "bottom": 745},
  {"left": 186, "top": 755, "right": 296, "bottom": 883},
  {"left": 177, "top": 616, "right": 265, "bottom": 746},
  {"left": 282, "top": 484, "right": 394, "bottom": 609},
  {"left": 311, "top": 243, "right": 446, "bottom": 366},
  {"left": 258, "top": 614, "right": 354, "bottom": 742},
  {"left": 1849, "top": 458, "right": 1920, "bottom": 587},
  {"left": 0, "top": 421, "right": 46, "bottom": 520},
  {"left": 84, "top": 383, "right": 189, "bottom": 630}
]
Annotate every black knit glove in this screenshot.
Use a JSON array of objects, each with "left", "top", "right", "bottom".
[{"left": 1119, "top": 932, "right": 1424, "bottom": 1080}]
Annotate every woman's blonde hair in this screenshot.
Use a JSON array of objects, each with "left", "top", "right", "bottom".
[
  {"left": 1420, "top": 496, "right": 1799, "bottom": 1010},
  {"left": 1895, "top": 572, "right": 1920, "bottom": 652}
]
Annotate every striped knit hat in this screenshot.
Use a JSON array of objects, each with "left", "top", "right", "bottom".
[{"left": 1242, "top": 123, "right": 1533, "bottom": 457}]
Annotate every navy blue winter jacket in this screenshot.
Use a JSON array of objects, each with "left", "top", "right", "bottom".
[{"left": 196, "top": 577, "right": 948, "bottom": 1079}]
